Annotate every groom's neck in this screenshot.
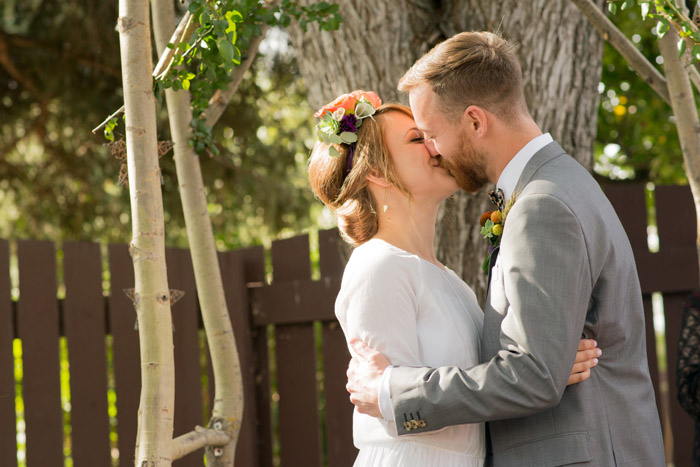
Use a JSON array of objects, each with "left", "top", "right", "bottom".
[{"left": 487, "top": 115, "right": 542, "bottom": 183}]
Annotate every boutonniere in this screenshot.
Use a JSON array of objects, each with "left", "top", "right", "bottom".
[{"left": 479, "top": 192, "right": 517, "bottom": 273}]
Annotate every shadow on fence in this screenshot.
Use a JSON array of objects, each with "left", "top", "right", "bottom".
[{"left": 0, "top": 183, "right": 697, "bottom": 466}]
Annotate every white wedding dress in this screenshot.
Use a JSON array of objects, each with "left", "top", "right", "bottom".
[{"left": 336, "top": 239, "right": 485, "bottom": 467}]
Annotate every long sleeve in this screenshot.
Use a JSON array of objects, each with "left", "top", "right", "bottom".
[
  {"left": 389, "top": 192, "right": 591, "bottom": 428},
  {"left": 677, "top": 289, "right": 700, "bottom": 420}
]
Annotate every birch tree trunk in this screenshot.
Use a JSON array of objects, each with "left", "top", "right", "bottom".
[
  {"left": 290, "top": 0, "right": 605, "bottom": 302},
  {"left": 658, "top": 14, "right": 700, "bottom": 282},
  {"left": 117, "top": 0, "right": 175, "bottom": 465},
  {"left": 150, "top": 2, "right": 243, "bottom": 465}
]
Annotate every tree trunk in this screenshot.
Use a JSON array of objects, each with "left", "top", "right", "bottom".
[
  {"left": 658, "top": 15, "right": 700, "bottom": 284},
  {"left": 290, "top": 0, "right": 605, "bottom": 303},
  {"left": 150, "top": 2, "right": 244, "bottom": 465},
  {"left": 117, "top": 0, "right": 175, "bottom": 465}
]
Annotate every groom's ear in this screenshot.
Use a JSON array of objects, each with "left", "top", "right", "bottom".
[
  {"left": 463, "top": 105, "right": 488, "bottom": 137},
  {"left": 366, "top": 173, "right": 391, "bottom": 188}
]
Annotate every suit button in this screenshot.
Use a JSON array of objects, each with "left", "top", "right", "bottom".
[
  {"left": 403, "top": 421, "right": 413, "bottom": 432},
  {"left": 410, "top": 420, "right": 420, "bottom": 429},
  {"left": 418, "top": 419, "right": 427, "bottom": 428}
]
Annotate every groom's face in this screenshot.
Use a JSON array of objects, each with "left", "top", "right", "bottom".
[{"left": 409, "top": 84, "right": 489, "bottom": 193}]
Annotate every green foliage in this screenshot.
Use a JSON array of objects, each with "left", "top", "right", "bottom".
[
  {"left": 607, "top": 0, "right": 700, "bottom": 62},
  {"left": 153, "top": 0, "right": 342, "bottom": 157},
  {"left": 595, "top": 1, "right": 693, "bottom": 183},
  {"left": 0, "top": 0, "right": 332, "bottom": 249}
]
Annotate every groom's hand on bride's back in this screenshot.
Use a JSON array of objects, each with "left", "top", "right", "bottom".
[{"left": 346, "top": 338, "right": 390, "bottom": 418}]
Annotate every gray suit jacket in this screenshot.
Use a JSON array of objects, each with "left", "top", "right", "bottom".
[{"left": 389, "top": 142, "right": 665, "bottom": 466}]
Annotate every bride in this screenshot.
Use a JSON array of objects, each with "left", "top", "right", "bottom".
[{"left": 308, "top": 90, "right": 598, "bottom": 467}]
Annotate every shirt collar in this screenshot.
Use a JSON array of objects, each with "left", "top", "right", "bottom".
[{"left": 496, "top": 133, "right": 553, "bottom": 200}]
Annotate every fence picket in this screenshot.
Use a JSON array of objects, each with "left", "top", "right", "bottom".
[
  {"left": 271, "top": 235, "right": 322, "bottom": 466},
  {"left": 17, "top": 240, "right": 63, "bottom": 466},
  {"left": 319, "top": 229, "right": 356, "bottom": 466},
  {"left": 0, "top": 240, "right": 17, "bottom": 467},
  {"left": 166, "top": 247, "right": 204, "bottom": 466},
  {"left": 108, "top": 243, "right": 140, "bottom": 467},
  {"left": 63, "top": 242, "right": 112, "bottom": 466}
]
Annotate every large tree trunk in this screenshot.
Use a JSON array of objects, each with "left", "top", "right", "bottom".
[
  {"left": 117, "top": 0, "right": 175, "bottom": 465},
  {"left": 290, "top": 0, "right": 605, "bottom": 303}
]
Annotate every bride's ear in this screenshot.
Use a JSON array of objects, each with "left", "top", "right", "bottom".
[{"left": 366, "top": 173, "right": 391, "bottom": 188}]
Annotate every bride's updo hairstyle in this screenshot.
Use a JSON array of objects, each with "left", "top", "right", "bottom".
[{"left": 309, "top": 93, "right": 412, "bottom": 246}]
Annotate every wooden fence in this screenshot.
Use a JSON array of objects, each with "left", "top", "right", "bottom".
[{"left": 0, "top": 183, "right": 697, "bottom": 466}]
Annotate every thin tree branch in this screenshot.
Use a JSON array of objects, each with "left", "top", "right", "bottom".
[
  {"left": 153, "top": 11, "right": 196, "bottom": 80},
  {"left": 91, "top": 105, "right": 125, "bottom": 134},
  {"left": 92, "top": 11, "right": 194, "bottom": 134},
  {"left": 170, "top": 426, "right": 230, "bottom": 461},
  {"left": 569, "top": 0, "right": 672, "bottom": 105}
]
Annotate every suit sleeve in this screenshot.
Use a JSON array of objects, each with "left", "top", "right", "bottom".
[{"left": 389, "top": 194, "right": 592, "bottom": 433}]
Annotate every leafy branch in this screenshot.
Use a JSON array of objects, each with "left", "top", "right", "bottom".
[{"left": 96, "top": 1, "right": 342, "bottom": 154}]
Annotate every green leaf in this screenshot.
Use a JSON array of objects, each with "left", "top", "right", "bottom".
[
  {"left": 608, "top": 2, "right": 617, "bottom": 14},
  {"left": 656, "top": 18, "right": 670, "bottom": 37},
  {"left": 328, "top": 145, "right": 340, "bottom": 157},
  {"left": 218, "top": 37, "right": 234, "bottom": 64},
  {"left": 182, "top": 79, "right": 190, "bottom": 91},
  {"left": 692, "top": 44, "right": 700, "bottom": 63},
  {"left": 678, "top": 37, "right": 686, "bottom": 57},
  {"left": 621, "top": 0, "right": 633, "bottom": 10},
  {"left": 329, "top": 133, "right": 342, "bottom": 144},
  {"left": 354, "top": 102, "right": 376, "bottom": 118},
  {"left": 339, "top": 131, "right": 358, "bottom": 143}
]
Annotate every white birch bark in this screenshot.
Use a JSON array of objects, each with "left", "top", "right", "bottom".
[
  {"left": 150, "top": 2, "right": 244, "bottom": 465},
  {"left": 117, "top": 0, "right": 175, "bottom": 465},
  {"left": 658, "top": 14, "right": 700, "bottom": 281}
]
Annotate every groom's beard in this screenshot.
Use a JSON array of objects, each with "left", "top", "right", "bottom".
[{"left": 439, "top": 134, "right": 489, "bottom": 193}]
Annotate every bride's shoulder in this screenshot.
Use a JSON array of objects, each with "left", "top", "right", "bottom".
[{"left": 344, "top": 239, "right": 419, "bottom": 278}]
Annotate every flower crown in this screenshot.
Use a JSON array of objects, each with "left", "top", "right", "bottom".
[{"left": 314, "top": 90, "right": 382, "bottom": 176}]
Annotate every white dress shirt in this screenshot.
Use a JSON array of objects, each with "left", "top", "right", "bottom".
[{"left": 377, "top": 132, "right": 554, "bottom": 421}]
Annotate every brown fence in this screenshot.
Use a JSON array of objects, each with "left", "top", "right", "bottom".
[{"left": 0, "top": 183, "right": 697, "bottom": 466}]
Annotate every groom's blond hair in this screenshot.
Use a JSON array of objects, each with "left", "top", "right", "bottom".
[{"left": 398, "top": 31, "right": 527, "bottom": 122}]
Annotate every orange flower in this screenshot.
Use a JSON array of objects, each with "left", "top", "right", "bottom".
[
  {"left": 314, "top": 90, "right": 382, "bottom": 118},
  {"left": 350, "top": 90, "right": 381, "bottom": 109},
  {"left": 490, "top": 211, "right": 502, "bottom": 224},
  {"left": 479, "top": 211, "right": 493, "bottom": 226},
  {"left": 314, "top": 93, "right": 357, "bottom": 118}
]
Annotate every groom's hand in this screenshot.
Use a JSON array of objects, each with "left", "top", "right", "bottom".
[{"left": 346, "top": 338, "right": 390, "bottom": 418}]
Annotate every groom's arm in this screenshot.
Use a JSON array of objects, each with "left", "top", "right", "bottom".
[{"left": 389, "top": 193, "right": 593, "bottom": 434}]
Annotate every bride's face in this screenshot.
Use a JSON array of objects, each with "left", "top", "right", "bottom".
[{"left": 381, "top": 111, "right": 459, "bottom": 201}]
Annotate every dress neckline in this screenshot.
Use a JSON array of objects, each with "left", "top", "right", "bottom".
[{"left": 367, "top": 238, "right": 449, "bottom": 273}]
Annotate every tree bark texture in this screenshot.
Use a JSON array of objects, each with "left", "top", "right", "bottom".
[
  {"left": 290, "top": 0, "right": 605, "bottom": 303},
  {"left": 658, "top": 24, "right": 700, "bottom": 285},
  {"left": 117, "top": 0, "right": 175, "bottom": 465},
  {"left": 150, "top": 2, "right": 244, "bottom": 465}
]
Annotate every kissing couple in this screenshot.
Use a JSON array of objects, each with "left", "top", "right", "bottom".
[{"left": 308, "top": 31, "right": 664, "bottom": 466}]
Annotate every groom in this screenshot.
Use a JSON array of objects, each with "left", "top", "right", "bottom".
[{"left": 346, "top": 31, "right": 665, "bottom": 466}]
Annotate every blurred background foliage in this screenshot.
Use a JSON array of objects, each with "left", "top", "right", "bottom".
[
  {"left": 595, "top": 4, "right": 686, "bottom": 184},
  {"left": 0, "top": 0, "right": 688, "bottom": 249}
]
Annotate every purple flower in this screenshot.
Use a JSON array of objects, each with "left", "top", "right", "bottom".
[
  {"left": 488, "top": 245, "right": 496, "bottom": 254},
  {"left": 339, "top": 114, "right": 357, "bottom": 133}
]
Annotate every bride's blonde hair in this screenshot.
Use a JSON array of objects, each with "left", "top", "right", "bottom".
[{"left": 308, "top": 103, "right": 413, "bottom": 246}]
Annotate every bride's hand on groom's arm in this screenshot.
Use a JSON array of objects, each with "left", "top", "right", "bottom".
[
  {"left": 567, "top": 338, "right": 602, "bottom": 386},
  {"left": 346, "top": 338, "right": 390, "bottom": 418}
]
